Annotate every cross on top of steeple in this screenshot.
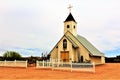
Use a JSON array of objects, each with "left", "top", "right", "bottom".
[
  {"left": 67, "top": 4, "right": 73, "bottom": 13},
  {"left": 64, "top": 4, "right": 76, "bottom": 23}
]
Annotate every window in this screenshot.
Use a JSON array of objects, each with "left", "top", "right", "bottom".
[
  {"left": 67, "top": 25, "right": 70, "bottom": 28},
  {"left": 63, "top": 39, "right": 67, "bottom": 48},
  {"left": 56, "top": 46, "right": 58, "bottom": 48},
  {"left": 74, "top": 26, "right": 75, "bottom": 29},
  {"left": 81, "top": 56, "right": 83, "bottom": 62}
]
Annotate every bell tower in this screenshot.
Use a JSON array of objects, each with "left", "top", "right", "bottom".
[{"left": 64, "top": 5, "right": 77, "bottom": 36}]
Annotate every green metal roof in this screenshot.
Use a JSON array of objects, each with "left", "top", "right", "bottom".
[
  {"left": 76, "top": 35, "right": 104, "bottom": 56},
  {"left": 66, "top": 36, "right": 78, "bottom": 48}
]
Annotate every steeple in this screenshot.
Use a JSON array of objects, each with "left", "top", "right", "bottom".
[
  {"left": 64, "top": 13, "right": 76, "bottom": 23},
  {"left": 64, "top": 5, "right": 77, "bottom": 36}
]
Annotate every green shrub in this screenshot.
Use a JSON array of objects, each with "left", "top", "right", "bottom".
[{"left": 3, "top": 51, "right": 22, "bottom": 61}]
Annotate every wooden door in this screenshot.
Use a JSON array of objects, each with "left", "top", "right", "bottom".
[{"left": 61, "top": 51, "right": 69, "bottom": 62}]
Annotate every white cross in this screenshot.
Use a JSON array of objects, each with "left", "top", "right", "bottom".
[{"left": 68, "top": 4, "right": 73, "bottom": 12}]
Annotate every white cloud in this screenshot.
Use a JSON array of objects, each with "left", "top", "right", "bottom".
[{"left": 0, "top": 0, "right": 120, "bottom": 57}]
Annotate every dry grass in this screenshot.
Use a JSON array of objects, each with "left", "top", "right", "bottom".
[{"left": 0, "top": 63, "right": 120, "bottom": 80}]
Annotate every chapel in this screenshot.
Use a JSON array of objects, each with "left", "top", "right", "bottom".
[{"left": 50, "top": 6, "right": 105, "bottom": 64}]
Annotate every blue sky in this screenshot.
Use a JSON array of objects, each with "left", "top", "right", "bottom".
[{"left": 0, "top": 0, "right": 120, "bottom": 57}]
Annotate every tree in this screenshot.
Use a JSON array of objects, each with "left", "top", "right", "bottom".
[
  {"left": 47, "top": 54, "right": 50, "bottom": 60},
  {"left": 3, "top": 51, "right": 22, "bottom": 60}
]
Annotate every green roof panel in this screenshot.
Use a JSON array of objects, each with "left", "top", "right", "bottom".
[
  {"left": 76, "top": 35, "right": 104, "bottom": 56},
  {"left": 66, "top": 36, "right": 78, "bottom": 48}
]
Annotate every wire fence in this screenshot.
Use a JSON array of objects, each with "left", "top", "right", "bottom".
[{"left": 36, "top": 60, "right": 95, "bottom": 73}]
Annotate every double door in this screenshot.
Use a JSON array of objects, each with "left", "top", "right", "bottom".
[{"left": 61, "top": 51, "right": 69, "bottom": 62}]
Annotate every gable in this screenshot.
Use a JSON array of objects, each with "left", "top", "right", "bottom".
[{"left": 49, "top": 34, "right": 78, "bottom": 54}]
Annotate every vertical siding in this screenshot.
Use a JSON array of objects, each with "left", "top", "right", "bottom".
[{"left": 90, "top": 56, "right": 102, "bottom": 64}]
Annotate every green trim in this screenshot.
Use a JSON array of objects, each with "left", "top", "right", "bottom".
[{"left": 66, "top": 36, "right": 78, "bottom": 48}]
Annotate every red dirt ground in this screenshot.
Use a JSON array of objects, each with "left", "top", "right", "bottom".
[{"left": 0, "top": 63, "right": 120, "bottom": 80}]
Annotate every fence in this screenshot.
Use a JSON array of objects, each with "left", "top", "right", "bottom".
[
  {"left": 36, "top": 60, "right": 52, "bottom": 68},
  {"left": 71, "top": 63, "right": 95, "bottom": 72},
  {"left": 36, "top": 61, "right": 95, "bottom": 73},
  {"left": 0, "top": 60, "right": 27, "bottom": 68}
]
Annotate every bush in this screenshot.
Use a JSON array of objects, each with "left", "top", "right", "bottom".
[
  {"left": 3, "top": 51, "right": 22, "bottom": 61},
  {"left": 0, "top": 57, "right": 3, "bottom": 61}
]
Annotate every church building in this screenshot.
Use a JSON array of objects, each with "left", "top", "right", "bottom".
[{"left": 50, "top": 6, "right": 105, "bottom": 64}]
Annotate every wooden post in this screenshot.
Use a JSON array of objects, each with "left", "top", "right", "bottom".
[
  {"left": 57, "top": 60, "right": 59, "bottom": 67},
  {"left": 4, "top": 60, "right": 6, "bottom": 66},
  {"left": 14, "top": 60, "right": 16, "bottom": 67},
  {"left": 52, "top": 61, "right": 54, "bottom": 71},
  {"left": 43, "top": 60, "right": 44, "bottom": 67},
  {"left": 93, "top": 62, "right": 95, "bottom": 73},
  {"left": 26, "top": 60, "right": 27, "bottom": 68},
  {"left": 71, "top": 61, "right": 72, "bottom": 72},
  {"left": 36, "top": 60, "right": 38, "bottom": 68}
]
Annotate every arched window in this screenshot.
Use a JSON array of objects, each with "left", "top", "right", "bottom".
[
  {"left": 63, "top": 39, "right": 67, "bottom": 49},
  {"left": 67, "top": 25, "right": 70, "bottom": 28}
]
